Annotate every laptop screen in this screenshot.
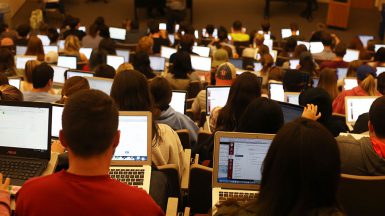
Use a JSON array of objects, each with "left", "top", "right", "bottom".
[
  {"left": 343, "top": 49, "right": 359, "bottom": 62},
  {"left": 170, "top": 91, "right": 186, "bottom": 114},
  {"left": 217, "top": 136, "right": 272, "bottom": 185},
  {"left": 15, "top": 55, "right": 37, "bottom": 70},
  {"left": 269, "top": 83, "right": 284, "bottom": 102},
  {"left": 309, "top": 42, "right": 324, "bottom": 54},
  {"left": 191, "top": 55, "right": 212, "bottom": 71},
  {"left": 43, "top": 45, "right": 58, "bottom": 55},
  {"left": 344, "top": 78, "right": 358, "bottom": 90},
  {"left": 79, "top": 48, "right": 92, "bottom": 59},
  {"left": 345, "top": 97, "right": 378, "bottom": 124},
  {"left": 375, "top": 44, "right": 385, "bottom": 52},
  {"left": 51, "top": 105, "right": 64, "bottom": 138},
  {"left": 65, "top": 70, "right": 94, "bottom": 79},
  {"left": 337, "top": 68, "right": 348, "bottom": 80},
  {"left": 289, "top": 59, "right": 299, "bottom": 70},
  {"left": 85, "top": 77, "right": 113, "bottom": 95},
  {"left": 376, "top": 67, "right": 385, "bottom": 76},
  {"left": 358, "top": 35, "right": 374, "bottom": 47},
  {"left": 37, "top": 35, "right": 50, "bottom": 46},
  {"left": 229, "top": 58, "right": 243, "bottom": 69},
  {"left": 116, "top": 49, "right": 130, "bottom": 62},
  {"left": 112, "top": 115, "right": 149, "bottom": 161},
  {"left": 312, "top": 77, "right": 319, "bottom": 88},
  {"left": 297, "top": 41, "right": 310, "bottom": 50},
  {"left": 57, "top": 56, "right": 77, "bottom": 69},
  {"left": 16, "top": 46, "right": 27, "bottom": 55},
  {"left": 8, "top": 77, "right": 21, "bottom": 89},
  {"left": 109, "top": 27, "right": 126, "bottom": 40},
  {"left": 160, "top": 46, "right": 177, "bottom": 59},
  {"left": 192, "top": 46, "right": 210, "bottom": 57},
  {"left": 149, "top": 56, "right": 166, "bottom": 71},
  {"left": 278, "top": 102, "right": 303, "bottom": 123},
  {"left": 206, "top": 86, "right": 230, "bottom": 116},
  {"left": 52, "top": 65, "right": 69, "bottom": 84},
  {"left": 254, "top": 62, "right": 263, "bottom": 72},
  {"left": 285, "top": 93, "right": 300, "bottom": 105},
  {"left": 107, "top": 55, "right": 125, "bottom": 70}
]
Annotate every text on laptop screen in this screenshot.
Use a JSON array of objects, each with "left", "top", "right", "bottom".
[
  {"left": 170, "top": 91, "right": 186, "bottom": 114},
  {"left": 346, "top": 97, "right": 377, "bottom": 123},
  {"left": 107, "top": 55, "right": 125, "bottom": 70},
  {"left": 51, "top": 105, "right": 63, "bottom": 138},
  {"left": 190, "top": 55, "right": 212, "bottom": 71},
  {"left": 66, "top": 70, "right": 94, "bottom": 79},
  {"left": 376, "top": 67, "right": 385, "bottom": 76},
  {"left": 217, "top": 137, "right": 272, "bottom": 184},
  {"left": 52, "top": 65, "right": 69, "bottom": 84},
  {"left": 116, "top": 49, "right": 130, "bottom": 62},
  {"left": 344, "top": 78, "right": 358, "bottom": 90},
  {"left": 109, "top": 27, "right": 126, "bottom": 40},
  {"left": 113, "top": 115, "right": 148, "bottom": 161},
  {"left": 337, "top": 68, "right": 348, "bottom": 80},
  {"left": 149, "top": 56, "right": 166, "bottom": 71},
  {"left": 207, "top": 87, "right": 230, "bottom": 116},
  {"left": 358, "top": 35, "right": 374, "bottom": 47},
  {"left": 8, "top": 78, "right": 21, "bottom": 89},
  {"left": 343, "top": 49, "right": 359, "bottom": 62},
  {"left": 15, "top": 56, "right": 37, "bottom": 70},
  {"left": 16, "top": 46, "right": 27, "bottom": 55},
  {"left": 57, "top": 56, "right": 77, "bottom": 69},
  {"left": 269, "top": 83, "right": 284, "bottom": 102},
  {"left": 160, "top": 46, "right": 177, "bottom": 59},
  {"left": 43, "top": 45, "right": 58, "bottom": 55},
  {"left": 192, "top": 46, "right": 210, "bottom": 57},
  {"left": 85, "top": 77, "right": 113, "bottom": 95},
  {"left": 279, "top": 102, "right": 303, "bottom": 123},
  {"left": 0, "top": 105, "right": 49, "bottom": 150},
  {"left": 79, "top": 48, "right": 92, "bottom": 59}
]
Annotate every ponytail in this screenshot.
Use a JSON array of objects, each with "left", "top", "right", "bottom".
[{"left": 360, "top": 75, "right": 376, "bottom": 96}]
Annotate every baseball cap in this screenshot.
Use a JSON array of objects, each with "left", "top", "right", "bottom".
[
  {"left": 212, "top": 49, "right": 229, "bottom": 67},
  {"left": 356, "top": 65, "right": 376, "bottom": 81},
  {"left": 215, "top": 62, "right": 236, "bottom": 86}
]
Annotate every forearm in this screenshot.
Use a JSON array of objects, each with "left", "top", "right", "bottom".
[{"left": 0, "top": 191, "right": 10, "bottom": 216}]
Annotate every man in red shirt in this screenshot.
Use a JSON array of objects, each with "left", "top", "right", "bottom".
[{"left": 15, "top": 90, "right": 164, "bottom": 216}]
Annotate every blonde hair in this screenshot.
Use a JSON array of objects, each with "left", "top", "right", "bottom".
[
  {"left": 318, "top": 68, "right": 338, "bottom": 100},
  {"left": 24, "top": 60, "right": 41, "bottom": 83},
  {"left": 64, "top": 35, "right": 81, "bottom": 55},
  {"left": 136, "top": 36, "right": 153, "bottom": 54},
  {"left": 116, "top": 63, "right": 134, "bottom": 74},
  {"left": 360, "top": 74, "right": 377, "bottom": 96}
]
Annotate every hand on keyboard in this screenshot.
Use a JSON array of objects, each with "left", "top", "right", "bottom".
[{"left": 0, "top": 173, "right": 10, "bottom": 191}]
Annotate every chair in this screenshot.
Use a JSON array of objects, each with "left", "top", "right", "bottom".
[
  {"left": 338, "top": 174, "right": 385, "bottom": 216},
  {"left": 157, "top": 164, "right": 181, "bottom": 199},
  {"left": 186, "top": 98, "right": 194, "bottom": 110},
  {"left": 166, "top": 197, "right": 179, "bottom": 216},
  {"left": 198, "top": 112, "right": 207, "bottom": 128},
  {"left": 197, "top": 131, "right": 212, "bottom": 149},
  {"left": 187, "top": 81, "right": 202, "bottom": 99},
  {"left": 176, "top": 129, "right": 191, "bottom": 149}
]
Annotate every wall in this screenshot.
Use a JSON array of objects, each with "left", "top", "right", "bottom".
[{"left": 3, "top": 0, "right": 26, "bottom": 17}]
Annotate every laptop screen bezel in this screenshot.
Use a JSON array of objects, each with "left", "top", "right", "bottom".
[
  {"left": 277, "top": 101, "right": 304, "bottom": 123},
  {"left": 65, "top": 69, "right": 95, "bottom": 80}
]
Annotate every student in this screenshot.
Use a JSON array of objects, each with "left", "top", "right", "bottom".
[
  {"left": 320, "top": 43, "right": 349, "bottom": 70},
  {"left": 312, "top": 32, "right": 336, "bottom": 61},
  {"left": 0, "top": 47, "right": 16, "bottom": 77},
  {"left": 230, "top": 20, "right": 249, "bottom": 42},
  {"left": 378, "top": 72, "right": 385, "bottom": 95},
  {"left": 132, "top": 51, "right": 157, "bottom": 79},
  {"left": 209, "top": 26, "right": 237, "bottom": 58},
  {"left": 62, "top": 16, "right": 86, "bottom": 40},
  {"left": 337, "top": 96, "right": 385, "bottom": 175},
  {"left": 23, "top": 63, "right": 60, "bottom": 103},
  {"left": 148, "top": 21, "right": 170, "bottom": 54},
  {"left": 215, "top": 118, "right": 343, "bottom": 216},
  {"left": 166, "top": 51, "right": 200, "bottom": 91},
  {"left": 298, "top": 51, "right": 317, "bottom": 77},
  {"left": 57, "top": 76, "right": 90, "bottom": 104},
  {"left": 25, "top": 35, "right": 45, "bottom": 62},
  {"left": 15, "top": 24, "right": 30, "bottom": 46},
  {"left": 81, "top": 24, "right": 103, "bottom": 49},
  {"left": 15, "top": 90, "right": 164, "bottom": 216},
  {"left": 136, "top": 36, "right": 154, "bottom": 55},
  {"left": 150, "top": 77, "right": 199, "bottom": 150},
  {"left": 0, "top": 84, "right": 23, "bottom": 101},
  {"left": 318, "top": 68, "right": 338, "bottom": 100},
  {"left": 94, "top": 64, "right": 116, "bottom": 79},
  {"left": 63, "top": 35, "right": 88, "bottom": 63}
]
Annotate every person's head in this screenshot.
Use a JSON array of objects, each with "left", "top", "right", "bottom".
[
  {"left": 348, "top": 36, "right": 364, "bottom": 51},
  {"left": 369, "top": 96, "right": 385, "bottom": 139},
  {"left": 377, "top": 72, "right": 385, "bottom": 95},
  {"left": 216, "top": 72, "right": 262, "bottom": 131},
  {"left": 261, "top": 20, "right": 270, "bottom": 32},
  {"left": 149, "top": 77, "right": 172, "bottom": 111},
  {"left": 284, "top": 37, "right": 297, "bottom": 53},
  {"left": 0, "top": 47, "right": 15, "bottom": 72},
  {"left": 318, "top": 68, "right": 338, "bottom": 100},
  {"left": 64, "top": 35, "right": 81, "bottom": 53},
  {"left": 299, "top": 87, "right": 333, "bottom": 123},
  {"left": 132, "top": 51, "right": 155, "bottom": 79},
  {"left": 98, "top": 38, "right": 116, "bottom": 55},
  {"left": 179, "top": 34, "right": 195, "bottom": 52},
  {"left": 256, "top": 118, "right": 340, "bottom": 215},
  {"left": 334, "top": 42, "right": 347, "bottom": 58},
  {"left": 17, "top": 24, "right": 31, "bottom": 38},
  {"left": 148, "top": 21, "right": 160, "bottom": 34},
  {"left": 215, "top": 62, "right": 236, "bottom": 86},
  {"left": 212, "top": 48, "right": 229, "bottom": 68},
  {"left": 24, "top": 60, "right": 41, "bottom": 83},
  {"left": 32, "top": 63, "right": 54, "bottom": 89},
  {"left": 68, "top": 17, "right": 80, "bottom": 30},
  {"left": 206, "top": 24, "right": 215, "bottom": 36},
  {"left": 94, "top": 64, "right": 116, "bottom": 79},
  {"left": 217, "top": 26, "right": 228, "bottom": 41},
  {"left": 293, "top": 44, "right": 308, "bottom": 58},
  {"left": 47, "top": 27, "right": 59, "bottom": 44},
  {"left": 299, "top": 51, "right": 315, "bottom": 73},
  {"left": 170, "top": 51, "right": 193, "bottom": 79},
  {"left": 0, "top": 84, "right": 23, "bottom": 101},
  {"left": 254, "top": 33, "right": 265, "bottom": 46},
  {"left": 0, "top": 37, "right": 14, "bottom": 49},
  {"left": 136, "top": 36, "right": 154, "bottom": 54},
  {"left": 59, "top": 76, "right": 90, "bottom": 104},
  {"left": 261, "top": 54, "right": 274, "bottom": 72},
  {"left": 290, "top": 22, "right": 299, "bottom": 33},
  {"left": 116, "top": 63, "right": 134, "bottom": 74},
  {"left": 268, "top": 66, "right": 284, "bottom": 82},
  {"left": 88, "top": 23, "right": 99, "bottom": 38},
  {"left": 61, "top": 90, "right": 119, "bottom": 158},
  {"left": 283, "top": 69, "right": 309, "bottom": 92},
  {"left": 25, "top": 35, "right": 44, "bottom": 60},
  {"left": 232, "top": 20, "right": 243, "bottom": 32},
  {"left": 110, "top": 70, "right": 152, "bottom": 111},
  {"left": 356, "top": 65, "right": 377, "bottom": 96},
  {"left": 93, "top": 16, "right": 105, "bottom": 28},
  {"left": 89, "top": 49, "right": 108, "bottom": 70},
  {"left": 374, "top": 47, "right": 385, "bottom": 62},
  {"left": 320, "top": 32, "right": 333, "bottom": 47},
  {"left": 346, "top": 60, "right": 362, "bottom": 77},
  {"left": 237, "top": 97, "right": 283, "bottom": 133}
]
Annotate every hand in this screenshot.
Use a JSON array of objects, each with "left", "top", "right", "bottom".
[
  {"left": 51, "top": 140, "right": 65, "bottom": 153},
  {"left": 0, "top": 173, "right": 10, "bottom": 192},
  {"left": 302, "top": 104, "right": 321, "bottom": 121}
]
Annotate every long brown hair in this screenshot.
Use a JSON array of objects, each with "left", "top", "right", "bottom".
[
  {"left": 318, "top": 68, "right": 339, "bottom": 100},
  {"left": 25, "top": 35, "right": 45, "bottom": 61}
]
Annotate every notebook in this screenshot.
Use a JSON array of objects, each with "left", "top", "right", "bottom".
[
  {"left": 57, "top": 56, "right": 77, "bottom": 69},
  {"left": 51, "top": 104, "right": 64, "bottom": 139},
  {"left": 344, "top": 78, "right": 358, "bottom": 91},
  {"left": 192, "top": 46, "right": 210, "bottom": 57},
  {"left": 109, "top": 111, "right": 152, "bottom": 193},
  {"left": 269, "top": 82, "right": 284, "bottom": 102},
  {"left": 206, "top": 86, "right": 230, "bottom": 116},
  {"left": 15, "top": 55, "right": 37, "bottom": 70},
  {"left": 190, "top": 55, "right": 212, "bottom": 71},
  {"left": 170, "top": 91, "right": 187, "bottom": 114},
  {"left": 278, "top": 101, "right": 304, "bottom": 123},
  {"left": 65, "top": 69, "right": 94, "bottom": 79},
  {"left": 51, "top": 65, "right": 70, "bottom": 85},
  {"left": 0, "top": 101, "right": 52, "bottom": 186},
  {"left": 285, "top": 92, "right": 300, "bottom": 105},
  {"left": 8, "top": 76, "right": 22, "bottom": 89},
  {"left": 212, "top": 131, "right": 275, "bottom": 208},
  {"left": 149, "top": 56, "right": 166, "bottom": 71},
  {"left": 160, "top": 46, "right": 177, "bottom": 59},
  {"left": 109, "top": 27, "right": 126, "bottom": 40},
  {"left": 85, "top": 76, "right": 113, "bottom": 95},
  {"left": 107, "top": 55, "right": 125, "bottom": 70},
  {"left": 345, "top": 96, "right": 379, "bottom": 131}
]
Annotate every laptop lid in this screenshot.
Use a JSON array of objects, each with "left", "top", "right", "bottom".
[
  {"left": 51, "top": 103, "right": 64, "bottom": 139},
  {"left": 192, "top": 46, "right": 210, "bottom": 57},
  {"left": 57, "top": 56, "right": 77, "bottom": 69},
  {"left": 51, "top": 65, "right": 70, "bottom": 85},
  {"left": 116, "top": 49, "right": 130, "bottom": 62},
  {"left": 269, "top": 82, "right": 284, "bottom": 102},
  {"left": 345, "top": 96, "right": 379, "bottom": 125},
  {"left": 15, "top": 55, "right": 37, "bottom": 70},
  {"left": 312, "top": 77, "right": 319, "bottom": 88},
  {"left": 85, "top": 76, "right": 113, "bottom": 95},
  {"left": 43, "top": 45, "right": 58, "bottom": 55},
  {"left": 358, "top": 35, "right": 374, "bottom": 47},
  {"left": 376, "top": 67, "right": 385, "bottom": 76},
  {"left": 149, "top": 56, "right": 166, "bottom": 71},
  {"left": 206, "top": 86, "right": 231, "bottom": 116},
  {"left": 375, "top": 44, "right": 385, "bottom": 52},
  {"left": 278, "top": 101, "right": 304, "bottom": 123},
  {"left": 229, "top": 58, "right": 243, "bottom": 69},
  {"left": 110, "top": 111, "right": 152, "bottom": 166},
  {"left": 109, "top": 27, "right": 126, "bottom": 40},
  {"left": 79, "top": 48, "right": 92, "bottom": 59},
  {"left": 309, "top": 42, "right": 324, "bottom": 54},
  {"left": 284, "top": 92, "right": 300, "bottom": 105},
  {"left": 297, "top": 41, "right": 310, "bottom": 50},
  {"left": 281, "top": 29, "right": 292, "bottom": 39},
  {"left": 0, "top": 101, "right": 52, "bottom": 160},
  {"left": 160, "top": 46, "right": 177, "bottom": 59},
  {"left": 337, "top": 68, "right": 348, "bottom": 80},
  {"left": 191, "top": 55, "right": 212, "bottom": 71},
  {"left": 170, "top": 90, "right": 187, "bottom": 114},
  {"left": 8, "top": 76, "right": 21, "bottom": 89},
  {"left": 289, "top": 59, "right": 299, "bottom": 70},
  {"left": 344, "top": 78, "right": 358, "bottom": 90},
  {"left": 37, "top": 35, "right": 50, "bottom": 46},
  {"left": 213, "top": 131, "right": 275, "bottom": 190},
  {"left": 78, "top": 26, "right": 86, "bottom": 32},
  {"left": 65, "top": 69, "right": 94, "bottom": 80},
  {"left": 159, "top": 23, "right": 167, "bottom": 30},
  {"left": 107, "top": 55, "right": 125, "bottom": 70},
  {"left": 343, "top": 49, "right": 359, "bottom": 62},
  {"left": 16, "top": 46, "right": 27, "bottom": 55},
  {"left": 254, "top": 62, "right": 263, "bottom": 72},
  {"left": 57, "top": 40, "right": 65, "bottom": 51}
]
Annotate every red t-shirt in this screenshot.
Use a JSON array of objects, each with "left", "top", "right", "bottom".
[{"left": 15, "top": 170, "right": 164, "bottom": 216}]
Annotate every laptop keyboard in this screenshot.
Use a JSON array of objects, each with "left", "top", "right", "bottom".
[
  {"left": 219, "top": 191, "right": 258, "bottom": 205},
  {"left": 0, "top": 158, "right": 44, "bottom": 180},
  {"left": 109, "top": 168, "right": 145, "bottom": 187}
]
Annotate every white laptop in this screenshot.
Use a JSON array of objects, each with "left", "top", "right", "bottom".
[
  {"left": 206, "top": 86, "right": 230, "bottom": 116},
  {"left": 159, "top": 23, "right": 167, "bottom": 30},
  {"left": 161, "top": 46, "right": 177, "bottom": 59},
  {"left": 312, "top": 77, "right": 319, "bottom": 88},
  {"left": 358, "top": 35, "right": 374, "bottom": 47},
  {"left": 57, "top": 56, "right": 77, "bottom": 69},
  {"left": 284, "top": 92, "right": 300, "bottom": 105},
  {"left": 51, "top": 104, "right": 64, "bottom": 139},
  {"left": 309, "top": 42, "right": 324, "bottom": 54},
  {"left": 109, "top": 111, "right": 153, "bottom": 193},
  {"left": 345, "top": 96, "right": 379, "bottom": 131},
  {"left": 79, "top": 48, "right": 92, "bottom": 59},
  {"left": 289, "top": 59, "right": 299, "bottom": 70},
  {"left": 297, "top": 41, "right": 310, "bottom": 50},
  {"left": 116, "top": 49, "right": 130, "bottom": 62},
  {"left": 107, "top": 55, "right": 125, "bottom": 70},
  {"left": 16, "top": 46, "right": 27, "bottom": 55},
  {"left": 37, "top": 35, "right": 50, "bottom": 46},
  {"left": 254, "top": 62, "right": 263, "bottom": 72},
  {"left": 85, "top": 76, "right": 113, "bottom": 95},
  {"left": 149, "top": 56, "right": 166, "bottom": 71},
  {"left": 65, "top": 69, "right": 94, "bottom": 80},
  {"left": 375, "top": 44, "right": 385, "bottom": 52},
  {"left": 57, "top": 40, "right": 65, "bottom": 51},
  {"left": 190, "top": 55, "right": 211, "bottom": 71},
  {"left": 170, "top": 91, "right": 187, "bottom": 114},
  {"left": 192, "top": 46, "right": 210, "bottom": 57},
  {"left": 212, "top": 132, "right": 275, "bottom": 208},
  {"left": 343, "top": 49, "right": 359, "bottom": 62},
  {"left": 8, "top": 77, "right": 22, "bottom": 89},
  {"left": 78, "top": 26, "right": 86, "bottom": 32},
  {"left": 281, "top": 29, "right": 299, "bottom": 39},
  {"left": 51, "top": 65, "right": 70, "bottom": 85},
  {"left": 376, "top": 67, "right": 385, "bottom": 76},
  {"left": 269, "top": 82, "right": 284, "bottom": 102},
  {"left": 337, "top": 68, "right": 348, "bottom": 80},
  {"left": 344, "top": 78, "right": 358, "bottom": 90},
  {"left": 43, "top": 45, "right": 58, "bottom": 55},
  {"left": 263, "top": 39, "right": 273, "bottom": 51},
  {"left": 109, "top": 27, "right": 126, "bottom": 41},
  {"left": 15, "top": 55, "right": 37, "bottom": 70}
]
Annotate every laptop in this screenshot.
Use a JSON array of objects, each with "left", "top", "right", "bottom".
[
  {"left": 254, "top": 62, "right": 263, "bottom": 72},
  {"left": 375, "top": 44, "right": 385, "bottom": 52},
  {"left": 192, "top": 46, "right": 210, "bottom": 57},
  {"left": 107, "top": 55, "right": 125, "bottom": 70},
  {"left": 57, "top": 56, "right": 77, "bottom": 69},
  {"left": 278, "top": 101, "right": 304, "bottom": 123},
  {"left": 79, "top": 48, "right": 93, "bottom": 59},
  {"left": 15, "top": 55, "right": 37, "bottom": 70},
  {"left": 170, "top": 90, "right": 187, "bottom": 114},
  {"left": 309, "top": 42, "right": 324, "bottom": 54},
  {"left": 297, "top": 41, "right": 310, "bottom": 50},
  {"left": 206, "top": 86, "right": 231, "bottom": 116},
  {"left": 51, "top": 65, "right": 70, "bottom": 85},
  {"left": 343, "top": 49, "right": 359, "bottom": 62},
  {"left": 0, "top": 101, "right": 52, "bottom": 186},
  {"left": 376, "top": 67, "right": 385, "bottom": 76},
  {"left": 37, "top": 35, "right": 50, "bottom": 46},
  {"left": 116, "top": 49, "right": 130, "bottom": 62},
  {"left": 269, "top": 82, "right": 284, "bottom": 102},
  {"left": 212, "top": 131, "right": 275, "bottom": 208},
  {"left": 85, "top": 76, "right": 113, "bottom": 95},
  {"left": 43, "top": 45, "right": 58, "bottom": 55},
  {"left": 149, "top": 56, "right": 166, "bottom": 72},
  {"left": 345, "top": 96, "right": 379, "bottom": 131},
  {"left": 358, "top": 35, "right": 374, "bottom": 47},
  {"left": 65, "top": 69, "right": 94, "bottom": 80},
  {"left": 57, "top": 40, "right": 65, "bottom": 51},
  {"left": 285, "top": 92, "right": 300, "bottom": 105},
  {"left": 281, "top": 29, "right": 299, "bottom": 39},
  {"left": 16, "top": 46, "right": 27, "bottom": 55},
  {"left": 159, "top": 23, "right": 167, "bottom": 30},
  {"left": 312, "top": 77, "right": 319, "bottom": 88},
  {"left": 229, "top": 58, "right": 243, "bottom": 69},
  {"left": 109, "top": 111, "right": 152, "bottom": 193},
  {"left": 289, "top": 59, "right": 299, "bottom": 70},
  {"left": 51, "top": 103, "right": 64, "bottom": 140},
  {"left": 109, "top": 27, "right": 127, "bottom": 41},
  {"left": 190, "top": 55, "right": 212, "bottom": 71},
  {"left": 344, "top": 78, "right": 358, "bottom": 90},
  {"left": 78, "top": 26, "right": 86, "bottom": 32},
  {"left": 160, "top": 46, "right": 177, "bottom": 59},
  {"left": 8, "top": 76, "right": 22, "bottom": 89},
  {"left": 337, "top": 68, "right": 348, "bottom": 80}
]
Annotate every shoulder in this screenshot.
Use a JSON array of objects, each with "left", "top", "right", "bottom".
[
  {"left": 17, "top": 172, "right": 62, "bottom": 195},
  {"left": 157, "top": 123, "right": 178, "bottom": 135}
]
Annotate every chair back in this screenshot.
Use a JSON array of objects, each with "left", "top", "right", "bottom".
[
  {"left": 176, "top": 129, "right": 191, "bottom": 149},
  {"left": 189, "top": 163, "right": 213, "bottom": 214},
  {"left": 187, "top": 81, "right": 202, "bottom": 99}
]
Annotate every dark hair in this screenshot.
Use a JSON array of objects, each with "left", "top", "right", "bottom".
[
  {"left": 0, "top": 84, "right": 23, "bottom": 101},
  {"left": 149, "top": 77, "right": 172, "bottom": 111},
  {"left": 94, "top": 64, "right": 116, "bottom": 79},
  {"left": 320, "top": 32, "right": 333, "bottom": 47},
  {"left": 89, "top": 48, "right": 108, "bottom": 70},
  {"left": 369, "top": 96, "right": 385, "bottom": 138},
  {"left": 47, "top": 27, "right": 59, "bottom": 44},
  {"left": 217, "top": 26, "right": 228, "bottom": 41},
  {"left": 294, "top": 44, "right": 308, "bottom": 58},
  {"left": 284, "top": 37, "right": 298, "bottom": 53},
  {"left": 88, "top": 24, "right": 99, "bottom": 38},
  {"left": 216, "top": 72, "right": 262, "bottom": 131},
  {"left": 69, "top": 17, "right": 80, "bottom": 29},
  {"left": 374, "top": 47, "right": 385, "bottom": 62},
  {"left": 377, "top": 72, "right": 385, "bottom": 95},
  {"left": 299, "top": 51, "right": 316, "bottom": 76},
  {"left": 206, "top": 24, "right": 215, "bottom": 35},
  {"left": 132, "top": 51, "right": 156, "bottom": 79},
  {"left": 334, "top": 43, "right": 347, "bottom": 58},
  {"left": 93, "top": 16, "right": 105, "bottom": 28},
  {"left": 0, "top": 74, "right": 8, "bottom": 85},
  {"left": 25, "top": 35, "right": 45, "bottom": 61},
  {"left": 99, "top": 25, "right": 110, "bottom": 38},
  {"left": 290, "top": 22, "right": 299, "bottom": 31},
  {"left": 32, "top": 63, "right": 54, "bottom": 89},
  {"left": 130, "top": 19, "right": 139, "bottom": 30},
  {"left": 232, "top": 20, "right": 242, "bottom": 31},
  {"left": 261, "top": 20, "right": 270, "bottom": 32},
  {"left": 170, "top": 51, "right": 193, "bottom": 79},
  {"left": 237, "top": 98, "right": 284, "bottom": 133},
  {"left": 59, "top": 76, "right": 90, "bottom": 104},
  {"left": 254, "top": 118, "right": 341, "bottom": 215},
  {"left": 16, "top": 24, "right": 31, "bottom": 37},
  {"left": 179, "top": 34, "right": 195, "bottom": 52},
  {"left": 0, "top": 47, "right": 15, "bottom": 73},
  {"left": 299, "top": 88, "right": 333, "bottom": 123},
  {"left": 62, "top": 90, "right": 119, "bottom": 157},
  {"left": 283, "top": 69, "right": 309, "bottom": 92},
  {"left": 98, "top": 38, "right": 116, "bottom": 55},
  {"left": 148, "top": 20, "right": 160, "bottom": 34}
]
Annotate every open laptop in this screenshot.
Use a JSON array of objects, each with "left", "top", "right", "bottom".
[
  {"left": 16, "top": 46, "right": 27, "bottom": 55},
  {"left": 8, "top": 76, "right": 22, "bottom": 89},
  {"left": 85, "top": 76, "right": 114, "bottom": 95},
  {"left": 337, "top": 68, "right": 348, "bottom": 80},
  {"left": 206, "top": 86, "right": 231, "bottom": 116},
  {"left": 51, "top": 103, "right": 64, "bottom": 140},
  {"left": 149, "top": 56, "right": 166, "bottom": 72},
  {"left": 344, "top": 78, "right": 358, "bottom": 90},
  {"left": 0, "top": 101, "right": 52, "bottom": 186},
  {"left": 107, "top": 55, "right": 125, "bottom": 70},
  {"left": 51, "top": 65, "right": 70, "bottom": 85},
  {"left": 345, "top": 96, "right": 379, "bottom": 131},
  {"left": 285, "top": 92, "right": 300, "bottom": 105},
  {"left": 190, "top": 55, "right": 212, "bottom": 71},
  {"left": 309, "top": 42, "right": 324, "bottom": 54},
  {"left": 254, "top": 62, "right": 263, "bottom": 72},
  {"left": 343, "top": 49, "right": 359, "bottom": 62},
  {"left": 375, "top": 44, "right": 385, "bottom": 52},
  {"left": 57, "top": 56, "right": 77, "bottom": 69},
  {"left": 297, "top": 41, "right": 310, "bottom": 50},
  {"left": 116, "top": 49, "right": 130, "bottom": 62},
  {"left": 109, "top": 111, "right": 152, "bottom": 193},
  {"left": 358, "top": 35, "right": 374, "bottom": 47},
  {"left": 212, "top": 131, "right": 275, "bottom": 208},
  {"left": 278, "top": 101, "right": 304, "bottom": 123},
  {"left": 229, "top": 58, "right": 243, "bottom": 69},
  {"left": 65, "top": 69, "right": 94, "bottom": 80},
  {"left": 170, "top": 90, "right": 187, "bottom": 114},
  {"left": 376, "top": 67, "right": 385, "bottom": 76},
  {"left": 289, "top": 59, "right": 299, "bottom": 70},
  {"left": 43, "top": 45, "right": 58, "bottom": 55},
  {"left": 37, "top": 35, "right": 50, "bottom": 46},
  {"left": 15, "top": 55, "right": 37, "bottom": 70},
  {"left": 269, "top": 82, "right": 285, "bottom": 102},
  {"left": 79, "top": 48, "right": 93, "bottom": 59},
  {"left": 109, "top": 27, "right": 127, "bottom": 41},
  {"left": 160, "top": 46, "right": 177, "bottom": 59},
  {"left": 192, "top": 46, "right": 210, "bottom": 57}
]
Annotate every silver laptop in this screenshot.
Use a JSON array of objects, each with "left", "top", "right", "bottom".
[
  {"left": 170, "top": 90, "right": 187, "bottom": 114},
  {"left": 15, "top": 55, "right": 37, "bottom": 70},
  {"left": 344, "top": 78, "right": 358, "bottom": 91},
  {"left": 212, "top": 131, "right": 275, "bottom": 208},
  {"left": 284, "top": 92, "right": 300, "bottom": 105},
  {"left": 85, "top": 76, "right": 113, "bottom": 95},
  {"left": 51, "top": 103, "right": 64, "bottom": 140},
  {"left": 269, "top": 82, "right": 285, "bottom": 102},
  {"left": 160, "top": 46, "right": 177, "bottom": 59},
  {"left": 51, "top": 65, "right": 70, "bottom": 85},
  {"left": 107, "top": 55, "right": 125, "bottom": 70},
  {"left": 192, "top": 46, "right": 210, "bottom": 57},
  {"left": 57, "top": 56, "right": 77, "bottom": 69},
  {"left": 65, "top": 69, "right": 94, "bottom": 80},
  {"left": 345, "top": 96, "right": 379, "bottom": 131},
  {"left": 149, "top": 56, "right": 166, "bottom": 71},
  {"left": 190, "top": 55, "right": 212, "bottom": 72},
  {"left": 8, "top": 76, "right": 22, "bottom": 89},
  {"left": 109, "top": 111, "right": 152, "bottom": 193}
]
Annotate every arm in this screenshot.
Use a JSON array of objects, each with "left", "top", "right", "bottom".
[{"left": 0, "top": 174, "right": 10, "bottom": 216}]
